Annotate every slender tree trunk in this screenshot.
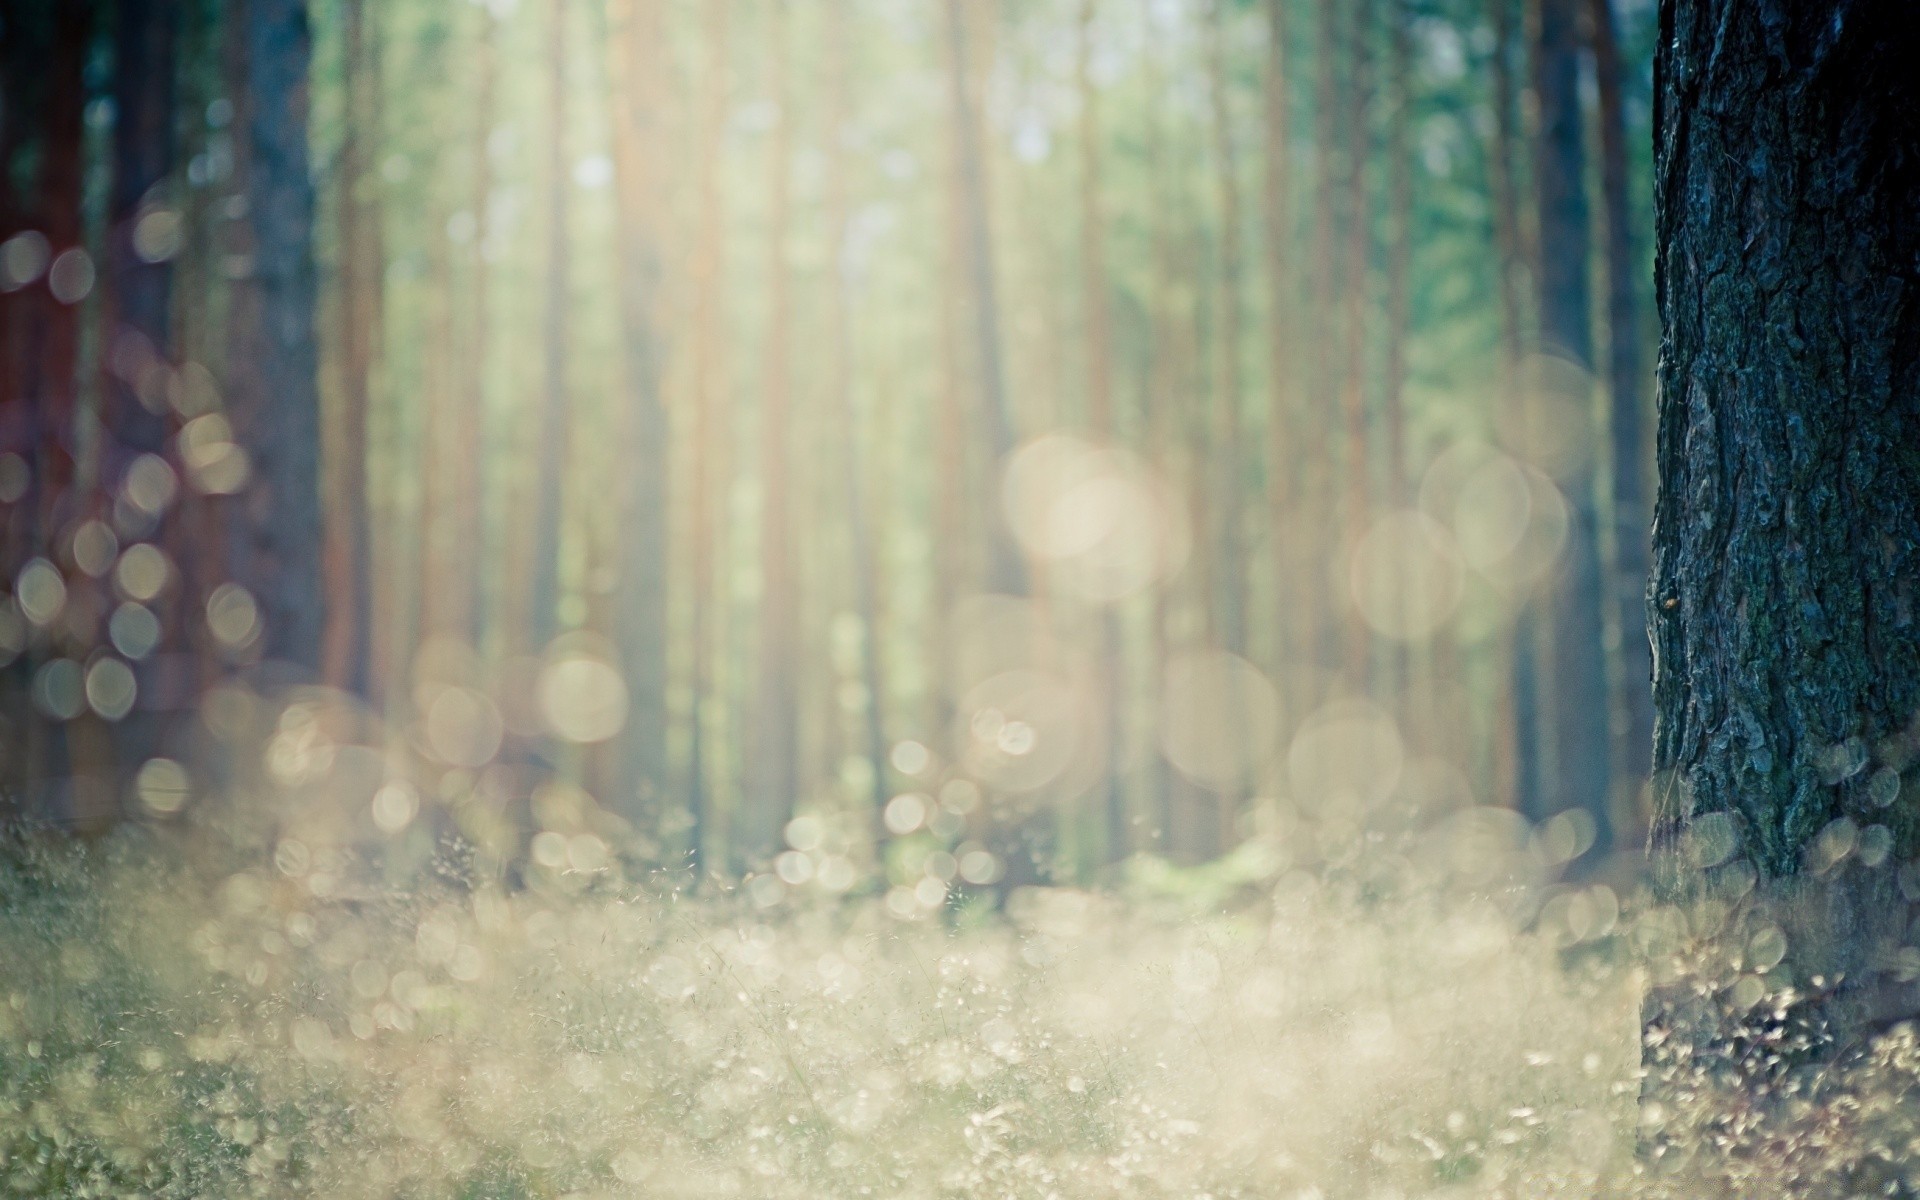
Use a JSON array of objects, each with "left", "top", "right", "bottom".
[
  {"left": 944, "top": 0, "right": 1026, "bottom": 599},
  {"left": 1077, "top": 0, "right": 1128, "bottom": 864},
  {"left": 1261, "top": 0, "right": 1303, "bottom": 702},
  {"left": 324, "top": 0, "right": 375, "bottom": 697},
  {"left": 229, "top": 0, "right": 324, "bottom": 672},
  {"left": 1338, "top": 0, "right": 1374, "bottom": 684},
  {"left": 1646, "top": 0, "right": 1920, "bottom": 1069},
  {"left": 106, "top": 0, "right": 181, "bottom": 778},
  {"left": 607, "top": 0, "right": 671, "bottom": 829},
  {"left": 34, "top": 2, "right": 87, "bottom": 550},
  {"left": 1530, "top": 0, "right": 1610, "bottom": 845},
  {"left": 827, "top": 0, "right": 891, "bottom": 840},
  {"left": 747, "top": 0, "right": 798, "bottom": 866},
  {"left": 460, "top": 2, "right": 495, "bottom": 650},
  {"left": 1588, "top": 0, "right": 1653, "bottom": 841},
  {"left": 685, "top": 0, "right": 731, "bottom": 876},
  {"left": 107, "top": 0, "right": 179, "bottom": 468},
  {"left": 529, "top": 0, "right": 572, "bottom": 652},
  {"left": 1486, "top": 0, "right": 1526, "bottom": 809},
  {"left": 1206, "top": 0, "right": 1248, "bottom": 663}
]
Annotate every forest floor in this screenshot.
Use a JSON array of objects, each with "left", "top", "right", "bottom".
[{"left": 1, "top": 806, "right": 1913, "bottom": 1197}]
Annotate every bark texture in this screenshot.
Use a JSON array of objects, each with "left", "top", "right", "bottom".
[{"left": 1651, "top": 0, "right": 1920, "bottom": 1026}]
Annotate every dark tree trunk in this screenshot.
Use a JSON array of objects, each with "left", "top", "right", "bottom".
[
  {"left": 1648, "top": 0, "right": 1920, "bottom": 1047},
  {"left": 324, "top": 0, "right": 375, "bottom": 696},
  {"left": 108, "top": 0, "right": 179, "bottom": 466},
  {"left": 1529, "top": 0, "right": 1611, "bottom": 847},
  {"left": 229, "top": 0, "right": 324, "bottom": 672},
  {"left": 1588, "top": 0, "right": 1654, "bottom": 836}
]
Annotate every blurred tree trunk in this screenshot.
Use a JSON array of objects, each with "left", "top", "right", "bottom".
[
  {"left": 1486, "top": 0, "right": 1525, "bottom": 810},
  {"left": 685, "top": 0, "right": 730, "bottom": 875},
  {"left": 324, "top": 0, "right": 376, "bottom": 697},
  {"left": 107, "top": 0, "right": 179, "bottom": 467},
  {"left": 1338, "top": 0, "right": 1373, "bottom": 685},
  {"left": 33, "top": 2, "right": 87, "bottom": 548},
  {"left": 745, "top": 0, "right": 797, "bottom": 866},
  {"left": 1588, "top": 0, "right": 1653, "bottom": 841},
  {"left": 607, "top": 0, "right": 670, "bottom": 833},
  {"left": 1205, "top": 0, "right": 1247, "bottom": 663},
  {"left": 1383, "top": 0, "right": 1418, "bottom": 730},
  {"left": 1646, "top": 0, "right": 1920, "bottom": 1086},
  {"left": 1077, "top": 0, "right": 1127, "bottom": 864},
  {"left": 459, "top": 2, "right": 495, "bottom": 650},
  {"left": 528, "top": 0, "right": 571, "bottom": 653},
  {"left": 106, "top": 0, "right": 180, "bottom": 777},
  {"left": 1307, "top": 0, "right": 1340, "bottom": 677},
  {"left": 1530, "top": 0, "right": 1610, "bottom": 846},
  {"left": 826, "top": 0, "right": 891, "bottom": 840},
  {"left": 1261, "top": 0, "right": 1305, "bottom": 709},
  {"left": 227, "top": 0, "right": 324, "bottom": 673},
  {"left": 944, "top": 0, "right": 1026, "bottom": 599}
]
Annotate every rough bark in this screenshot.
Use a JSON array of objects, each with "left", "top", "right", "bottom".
[{"left": 1649, "top": 0, "right": 1920, "bottom": 1035}]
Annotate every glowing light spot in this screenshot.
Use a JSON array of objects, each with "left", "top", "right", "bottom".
[
  {"left": 884, "top": 792, "right": 928, "bottom": 835},
  {"left": 70, "top": 520, "right": 118, "bottom": 578},
  {"left": 124, "top": 454, "right": 178, "bottom": 514},
  {"left": 205, "top": 582, "right": 260, "bottom": 649},
  {"left": 1002, "top": 435, "right": 1188, "bottom": 603},
  {"left": 785, "top": 815, "right": 823, "bottom": 852},
  {"left": 890, "top": 739, "right": 931, "bottom": 776},
  {"left": 372, "top": 782, "right": 420, "bottom": 834},
  {"left": 48, "top": 246, "right": 94, "bottom": 304},
  {"left": 135, "top": 757, "right": 190, "bottom": 814},
  {"left": 0, "top": 452, "right": 28, "bottom": 502},
  {"left": 1346, "top": 510, "right": 1465, "bottom": 641},
  {"left": 110, "top": 602, "right": 161, "bottom": 660},
  {"left": 33, "top": 658, "right": 84, "bottom": 720},
  {"left": 17, "top": 557, "right": 66, "bottom": 626},
  {"left": 537, "top": 653, "right": 628, "bottom": 743},
  {"left": 133, "top": 209, "right": 184, "bottom": 263},
  {"left": 1287, "top": 700, "right": 1404, "bottom": 809},
  {"left": 85, "top": 657, "right": 138, "bottom": 721},
  {"left": 1160, "top": 652, "right": 1281, "bottom": 791},
  {"left": 1, "top": 231, "right": 50, "bottom": 290},
  {"left": 425, "top": 686, "right": 503, "bottom": 767},
  {"left": 116, "top": 543, "right": 171, "bottom": 602}
]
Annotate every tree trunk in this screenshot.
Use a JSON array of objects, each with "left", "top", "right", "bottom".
[
  {"left": 685, "top": 0, "right": 731, "bottom": 876},
  {"left": 1261, "top": 0, "right": 1305, "bottom": 708},
  {"left": 1529, "top": 0, "right": 1610, "bottom": 846},
  {"left": 229, "top": 0, "right": 324, "bottom": 673},
  {"left": 1206, "top": 0, "right": 1248, "bottom": 663},
  {"left": 826, "top": 0, "right": 892, "bottom": 842},
  {"left": 324, "top": 0, "right": 376, "bottom": 697},
  {"left": 1588, "top": 0, "right": 1653, "bottom": 840},
  {"left": 460, "top": 1, "right": 495, "bottom": 650},
  {"left": 528, "top": 0, "right": 571, "bottom": 652},
  {"left": 1077, "top": 0, "right": 1127, "bottom": 864},
  {"left": 1485, "top": 0, "right": 1526, "bottom": 809},
  {"left": 1647, "top": 0, "right": 1920, "bottom": 1061},
  {"left": 607, "top": 0, "right": 671, "bottom": 831},
  {"left": 1338, "top": 0, "right": 1373, "bottom": 684},
  {"left": 107, "top": 0, "right": 179, "bottom": 467},
  {"left": 746, "top": 0, "right": 798, "bottom": 866},
  {"left": 944, "top": 0, "right": 1026, "bottom": 599}
]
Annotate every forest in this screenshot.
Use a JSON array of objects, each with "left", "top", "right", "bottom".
[{"left": 1, "top": 0, "right": 1916, "bottom": 1195}]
